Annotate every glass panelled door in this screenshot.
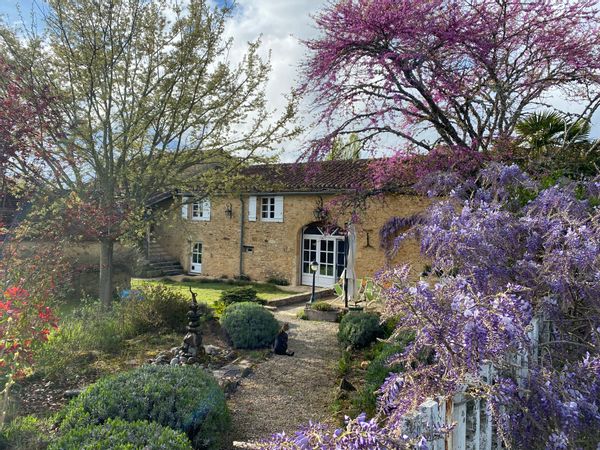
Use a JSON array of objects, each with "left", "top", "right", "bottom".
[
  {"left": 302, "top": 235, "right": 344, "bottom": 287},
  {"left": 190, "top": 242, "right": 202, "bottom": 274},
  {"left": 319, "top": 239, "right": 335, "bottom": 278},
  {"left": 302, "top": 238, "right": 318, "bottom": 275}
]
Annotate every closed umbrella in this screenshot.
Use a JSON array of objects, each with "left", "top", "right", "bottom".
[{"left": 345, "top": 223, "right": 357, "bottom": 304}]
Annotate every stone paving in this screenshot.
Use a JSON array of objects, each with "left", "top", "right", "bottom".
[{"left": 228, "top": 304, "right": 340, "bottom": 448}]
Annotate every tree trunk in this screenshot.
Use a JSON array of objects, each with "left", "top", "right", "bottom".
[{"left": 99, "top": 239, "right": 114, "bottom": 308}]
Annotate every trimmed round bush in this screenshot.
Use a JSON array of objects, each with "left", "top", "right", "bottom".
[
  {"left": 59, "top": 365, "right": 230, "bottom": 450},
  {"left": 220, "top": 302, "right": 279, "bottom": 349},
  {"left": 50, "top": 418, "right": 192, "bottom": 450},
  {"left": 338, "top": 312, "right": 383, "bottom": 349}
]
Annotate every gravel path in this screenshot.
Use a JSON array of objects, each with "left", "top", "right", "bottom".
[{"left": 228, "top": 305, "right": 340, "bottom": 447}]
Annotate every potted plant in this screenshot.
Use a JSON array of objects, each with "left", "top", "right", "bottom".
[{"left": 304, "top": 301, "right": 340, "bottom": 322}]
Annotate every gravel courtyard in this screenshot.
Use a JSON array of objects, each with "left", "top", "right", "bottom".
[{"left": 228, "top": 304, "right": 340, "bottom": 447}]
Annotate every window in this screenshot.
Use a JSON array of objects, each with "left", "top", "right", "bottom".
[
  {"left": 258, "top": 196, "right": 283, "bottom": 222},
  {"left": 191, "top": 198, "right": 211, "bottom": 221},
  {"left": 261, "top": 197, "right": 276, "bottom": 220},
  {"left": 302, "top": 238, "right": 318, "bottom": 274}
]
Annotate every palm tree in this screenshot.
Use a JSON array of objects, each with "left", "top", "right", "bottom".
[
  {"left": 515, "top": 111, "right": 591, "bottom": 153},
  {"left": 515, "top": 111, "right": 599, "bottom": 177}
]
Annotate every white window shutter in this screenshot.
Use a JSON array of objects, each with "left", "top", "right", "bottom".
[
  {"left": 202, "top": 198, "right": 211, "bottom": 221},
  {"left": 248, "top": 196, "right": 257, "bottom": 221},
  {"left": 274, "top": 196, "right": 284, "bottom": 222},
  {"left": 181, "top": 196, "right": 189, "bottom": 219}
]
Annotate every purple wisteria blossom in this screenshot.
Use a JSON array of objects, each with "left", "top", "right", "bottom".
[{"left": 264, "top": 164, "right": 600, "bottom": 449}]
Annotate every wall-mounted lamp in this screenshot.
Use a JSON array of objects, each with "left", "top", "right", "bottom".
[{"left": 225, "top": 203, "right": 233, "bottom": 219}]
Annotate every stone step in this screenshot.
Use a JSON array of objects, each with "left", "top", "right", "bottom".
[
  {"left": 148, "top": 256, "right": 177, "bottom": 263},
  {"left": 149, "top": 261, "right": 182, "bottom": 269},
  {"left": 232, "top": 442, "right": 260, "bottom": 449},
  {"left": 162, "top": 269, "right": 184, "bottom": 276}
]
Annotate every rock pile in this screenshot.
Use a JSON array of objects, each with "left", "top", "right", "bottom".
[
  {"left": 147, "top": 288, "right": 254, "bottom": 397},
  {"left": 149, "top": 344, "right": 233, "bottom": 367}
]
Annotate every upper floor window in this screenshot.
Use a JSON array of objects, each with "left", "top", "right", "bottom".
[
  {"left": 249, "top": 195, "right": 283, "bottom": 222},
  {"left": 181, "top": 196, "right": 211, "bottom": 221},
  {"left": 192, "top": 199, "right": 211, "bottom": 221},
  {"left": 261, "top": 197, "right": 276, "bottom": 220}
]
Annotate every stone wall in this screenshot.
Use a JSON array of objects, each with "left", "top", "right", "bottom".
[
  {"left": 15, "top": 241, "right": 137, "bottom": 298},
  {"left": 154, "top": 193, "right": 432, "bottom": 285}
]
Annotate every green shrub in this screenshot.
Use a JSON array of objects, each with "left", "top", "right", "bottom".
[
  {"left": 213, "top": 286, "right": 263, "bottom": 317},
  {"left": 352, "top": 335, "right": 414, "bottom": 417},
  {"left": 296, "top": 310, "right": 308, "bottom": 320},
  {"left": 220, "top": 302, "right": 279, "bottom": 349},
  {"left": 266, "top": 276, "right": 289, "bottom": 286},
  {"left": 59, "top": 365, "right": 230, "bottom": 450},
  {"left": 310, "top": 301, "right": 336, "bottom": 312},
  {"left": 219, "top": 286, "right": 259, "bottom": 305},
  {"left": 35, "top": 300, "right": 125, "bottom": 377},
  {"left": 337, "top": 350, "right": 352, "bottom": 377},
  {"left": 122, "top": 285, "right": 209, "bottom": 334},
  {"left": 50, "top": 418, "right": 192, "bottom": 450},
  {"left": 338, "top": 312, "right": 383, "bottom": 349},
  {"left": 0, "top": 416, "right": 52, "bottom": 450},
  {"left": 381, "top": 316, "right": 401, "bottom": 339}
]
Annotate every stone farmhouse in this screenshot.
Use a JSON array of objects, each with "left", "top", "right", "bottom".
[{"left": 148, "top": 159, "right": 430, "bottom": 289}]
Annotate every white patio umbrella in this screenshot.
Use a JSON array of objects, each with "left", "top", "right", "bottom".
[{"left": 345, "top": 223, "right": 357, "bottom": 302}]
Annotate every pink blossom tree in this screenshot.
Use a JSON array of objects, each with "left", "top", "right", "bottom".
[{"left": 303, "top": 0, "right": 600, "bottom": 157}]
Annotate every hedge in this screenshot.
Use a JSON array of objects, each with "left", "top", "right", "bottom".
[{"left": 59, "top": 365, "right": 230, "bottom": 450}]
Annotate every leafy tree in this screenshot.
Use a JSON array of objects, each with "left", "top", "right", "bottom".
[
  {"left": 0, "top": 0, "right": 298, "bottom": 306},
  {"left": 302, "top": 0, "right": 600, "bottom": 156},
  {"left": 326, "top": 133, "right": 361, "bottom": 160}
]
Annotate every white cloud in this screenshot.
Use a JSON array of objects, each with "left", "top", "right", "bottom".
[{"left": 221, "top": 0, "right": 326, "bottom": 161}]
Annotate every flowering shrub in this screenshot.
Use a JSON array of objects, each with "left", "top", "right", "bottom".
[
  {"left": 376, "top": 165, "right": 600, "bottom": 448},
  {"left": 0, "top": 286, "right": 58, "bottom": 383},
  {"left": 260, "top": 414, "right": 414, "bottom": 449},
  {"left": 264, "top": 164, "right": 600, "bottom": 449},
  {"left": 0, "top": 240, "right": 69, "bottom": 425}
]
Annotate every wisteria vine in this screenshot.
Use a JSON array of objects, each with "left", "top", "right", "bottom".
[{"left": 262, "top": 163, "right": 600, "bottom": 449}]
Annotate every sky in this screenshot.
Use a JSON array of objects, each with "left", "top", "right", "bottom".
[
  {"left": 1, "top": 1, "right": 598, "bottom": 161},
  {"left": 219, "top": 0, "right": 326, "bottom": 160},
  {"left": 0, "top": 0, "right": 325, "bottom": 161},
  {"left": 0, "top": 0, "right": 45, "bottom": 26}
]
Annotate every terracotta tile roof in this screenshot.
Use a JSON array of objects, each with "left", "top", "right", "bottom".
[{"left": 241, "top": 159, "right": 375, "bottom": 193}]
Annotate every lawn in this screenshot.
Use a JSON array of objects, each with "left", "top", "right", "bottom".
[{"left": 130, "top": 278, "right": 294, "bottom": 305}]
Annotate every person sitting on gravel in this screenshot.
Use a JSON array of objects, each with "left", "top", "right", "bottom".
[{"left": 273, "top": 323, "right": 294, "bottom": 356}]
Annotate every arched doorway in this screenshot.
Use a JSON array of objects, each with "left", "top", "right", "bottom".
[{"left": 301, "top": 223, "right": 346, "bottom": 287}]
